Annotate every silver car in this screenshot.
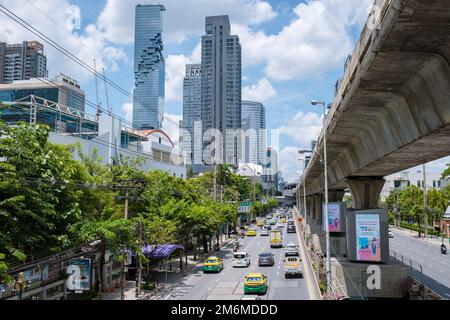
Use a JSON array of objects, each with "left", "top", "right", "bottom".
[{"left": 258, "top": 252, "right": 275, "bottom": 266}]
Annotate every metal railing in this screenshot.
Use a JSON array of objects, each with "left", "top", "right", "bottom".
[{"left": 390, "top": 250, "right": 424, "bottom": 285}]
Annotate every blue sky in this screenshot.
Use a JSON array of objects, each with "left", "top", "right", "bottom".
[{"left": 1, "top": 0, "right": 449, "bottom": 182}]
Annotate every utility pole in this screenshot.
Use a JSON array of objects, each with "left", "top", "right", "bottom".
[
  {"left": 423, "top": 164, "right": 428, "bottom": 238},
  {"left": 120, "top": 190, "right": 129, "bottom": 301},
  {"left": 136, "top": 217, "right": 143, "bottom": 298},
  {"left": 213, "top": 161, "right": 217, "bottom": 202}
]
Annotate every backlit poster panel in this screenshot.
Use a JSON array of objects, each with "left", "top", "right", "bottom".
[
  {"left": 355, "top": 214, "right": 381, "bottom": 262},
  {"left": 323, "top": 203, "right": 342, "bottom": 232}
]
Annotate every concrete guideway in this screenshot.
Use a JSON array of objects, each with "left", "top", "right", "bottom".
[{"left": 298, "top": 0, "right": 450, "bottom": 198}]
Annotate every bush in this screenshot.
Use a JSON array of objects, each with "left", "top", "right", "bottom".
[
  {"left": 399, "top": 221, "right": 440, "bottom": 236},
  {"left": 141, "top": 282, "right": 156, "bottom": 291},
  {"left": 65, "top": 289, "right": 98, "bottom": 300}
]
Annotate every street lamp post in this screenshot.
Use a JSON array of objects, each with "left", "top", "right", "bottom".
[
  {"left": 310, "top": 99, "right": 331, "bottom": 294},
  {"left": 298, "top": 158, "right": 307, "bottom": 228}
]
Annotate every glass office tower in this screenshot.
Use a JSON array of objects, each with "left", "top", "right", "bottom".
[
  {"left": 201, "top": 15, "right": 242, "bottom": 165},
  {"left": 133, "top": 4, "right": 166, "bottom": 130}
]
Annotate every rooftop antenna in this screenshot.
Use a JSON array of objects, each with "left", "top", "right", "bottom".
[
  {"left": 102, "top": 67, "right": 111, "bottom": 115},
  {"left": 93, "top": 58, "right": 102, "bottom": 120}
]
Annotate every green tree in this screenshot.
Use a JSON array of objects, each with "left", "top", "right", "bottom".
[{"left": 0, "top": 122, "right": 84, "bottom": 265}]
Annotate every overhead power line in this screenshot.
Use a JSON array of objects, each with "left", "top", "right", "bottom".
[{"left": 0, "top": 3, "right": 177, "bottom": 127}]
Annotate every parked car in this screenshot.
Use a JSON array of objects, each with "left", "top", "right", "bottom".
[
  {"left": 258, "top": 252, "right": 275, "bottom": 266},
  {"left": 232, "top": 252, "right": 251, "bottom": 268}
]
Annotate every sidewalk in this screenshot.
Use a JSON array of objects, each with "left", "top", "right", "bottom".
[
  {"left": 99, "top": 281, "right": 143, "bottom": 300},
  {"left": 98, "top": 236, "right": 236, "bottom": 300},
  {"left": 391, "top": 225, "right": 450, "bottom": 246}
]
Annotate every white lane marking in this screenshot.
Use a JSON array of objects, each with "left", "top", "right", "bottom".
[{"left": 277, "top": 272, "right": 280, "bottom": 275}]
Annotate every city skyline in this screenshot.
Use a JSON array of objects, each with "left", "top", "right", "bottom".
[{"left": 0, "top": 0, "right": 449, "bottom": 181}]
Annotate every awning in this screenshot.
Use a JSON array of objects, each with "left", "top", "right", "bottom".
[{"left": 140, "top": 244, "right": 184, "bottom": 259}]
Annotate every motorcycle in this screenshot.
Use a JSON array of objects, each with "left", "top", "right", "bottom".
[{"left": 441, "top": 245, "right": 447, "bottom": 255}]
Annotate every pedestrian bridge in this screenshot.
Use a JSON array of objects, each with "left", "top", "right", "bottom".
[{"left": 298, "top": 0, "right": 450, "bottom": 210}]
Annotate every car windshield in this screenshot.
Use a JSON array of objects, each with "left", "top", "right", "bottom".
[
  {"left": 259, "top": 253, "right": 271, "bottom": 257},
  {"left": 234, "top": 254, "right": 246, "bottom": 259},
  {"left": 206, "top": 259, "right": 218, "bottom": 263},
  {"left": 246, "top": 277, "right": 262, "bottom": 282}
]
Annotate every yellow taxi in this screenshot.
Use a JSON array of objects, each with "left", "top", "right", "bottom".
[
  {"left": 244, "top": 273, "right": 268, "bottom": 294},
  {"left": 280, "top": 218, "right": 287, "bottom": 224},
  {"left": 246, "top": 228, "right": 257, "bottom": 236},
  {"left": 202, "top": 256, "right": 224, "bottom": 273}
]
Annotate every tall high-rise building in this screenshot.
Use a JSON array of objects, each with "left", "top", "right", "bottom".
[
  {"left": 180, "top": 64, "right": 202, "bottom": 169},
  {"left": 201, "top": 15, "right": 242, "bottom": 165},
  {"left": 0, "top": 41, "right": 48, "bottom": 84},
  {"left": 241, "top": 100, "right": 266, "bottom": 165},
  {"left": 132, "top": 4, "right": 165, "bottom": 130},
  {"left": 0, "top": 73, "right": 85, "bottom": 112}
]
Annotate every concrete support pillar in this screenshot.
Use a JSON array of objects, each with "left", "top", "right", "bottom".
[
  {"left": 346, "top": 177, "right": 385, "bottom": 209},
  {"left": 306, "top": 196, "right": 314, "bottom": 219},
  {"left": 313, "top": 194, "right": 323, "bottom": 225},
  {"left": 328, "top": 190, "right": 346, "bottom": 203}
]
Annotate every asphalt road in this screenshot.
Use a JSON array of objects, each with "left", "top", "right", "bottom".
[
  {"left": 390, "top": 228, "right": 450, "bottom": 299},
  {"left": 160, "top": 222, "right": 311, "bottom": 300}
]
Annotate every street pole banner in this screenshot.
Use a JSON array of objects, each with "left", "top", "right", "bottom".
[{"left": 322, "top": 202, "right": 345, "bottom": 233}]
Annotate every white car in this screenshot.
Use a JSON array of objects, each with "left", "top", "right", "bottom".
[
  {"left": 260, "top": 228, "right": 269, "bottom": 236},
  {"left": 285, "top": 243, "right": 299, "bottom": 257},
  {"left": 388, "top": 229, "right": 394, "bottom": 238},
  {"left": 232, "top": 252, "right": 250, "bottom": 268}
]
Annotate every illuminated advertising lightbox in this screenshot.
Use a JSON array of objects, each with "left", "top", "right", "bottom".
[
  {"left": 355, "top": 214, "right": 381, "bottom": 262},
  {"left": 322, "top": 202, "right": 345, "bottom": 233},
  {"left": 67, "top": 258, "right": 91, "bottom": 292}
]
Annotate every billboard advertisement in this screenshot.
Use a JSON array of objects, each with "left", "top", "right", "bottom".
[
  {"left": 323, "top": 203, "right": 343, "bottom": 233},
  {"left": 355, "top": 214, "right": 381, "bottom": 262},
  {"left": 67, "top": 258, "right": 91, "bottom": 292}
]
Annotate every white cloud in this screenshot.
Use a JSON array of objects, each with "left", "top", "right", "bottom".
[
  {"left": 278, "top": 112, "right": 322, "bottom": 147},
  {"left": 165, "top": 55, "right": 192, "bottom": 102},
  {"left": 0, "top": 0, "right": 127, "bottom": 83},
  {"left": 95, "top": 0, "right": 276, "bottom": 45},
  {"left": 232, "top": 0, "right": 373, "bottom": 80},
  {"left": 162, "top": 113, "right": 182, "bottom": 147},
  {"left": 279, "top": 146, "right": 303, "bottom": 183},
  {"left": 121, "top": 102, "right": 133, "bottom": 123},
  {"left": 243, "top": 78, "right": 277, "bottom": 102}
]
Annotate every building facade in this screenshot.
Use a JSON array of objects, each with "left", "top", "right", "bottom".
[
  {"left": 180, "top": 64, "right": 202, "bottom": 171},
  {"left": 0, "top": 41, "right": 48, "bottom": 84},
  {"left": 380, "top": 168, "right": 445, "bottom": 201},
  {"left": 201, "top": 15, "right": 242, "bottom": 166},
  {"left": 132, "top": 4, "right": 166, "bottom": 130},
  {"left": 262, "top": 146, "right": 280, "bottom": 194},
  {"left": 241, "top": 100, "right": 265, "bottom": 165},
  {"left": 0, "top": 73, "right": 85, "bottom": 112}
]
